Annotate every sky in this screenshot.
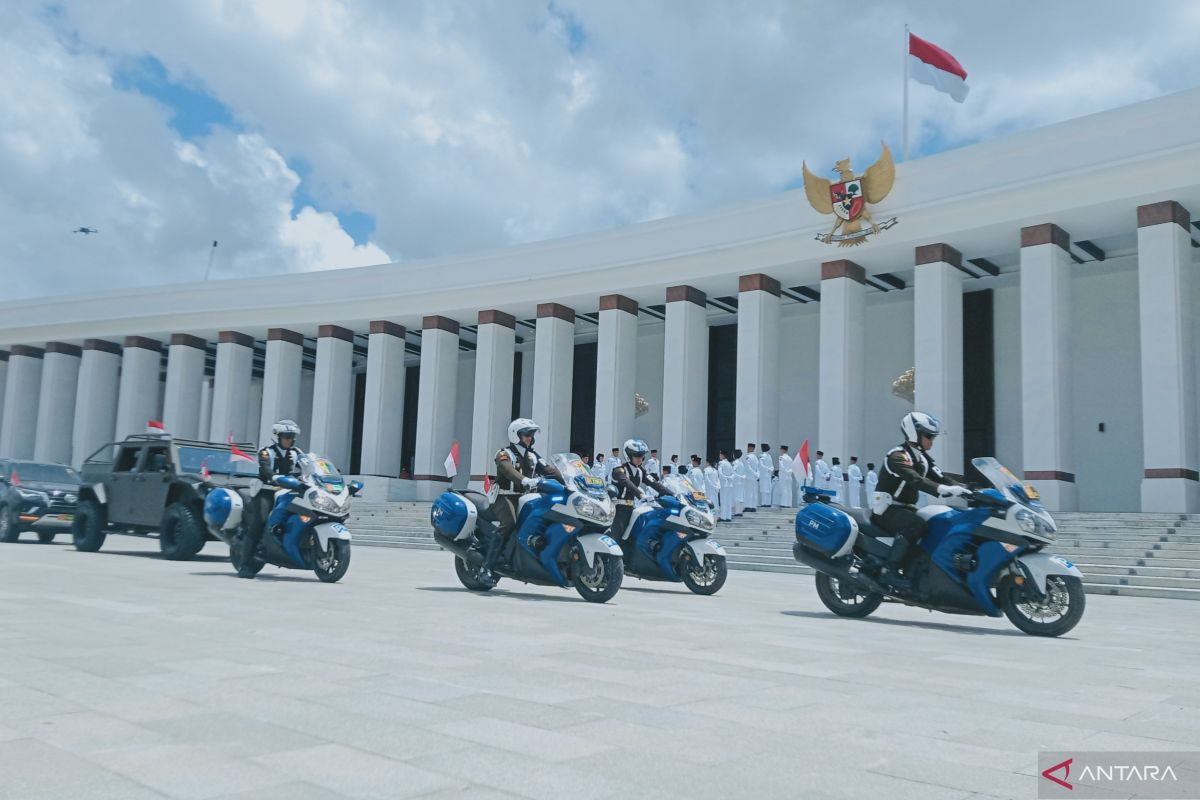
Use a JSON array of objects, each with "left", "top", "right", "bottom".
[{"left": 1, "top": 0, "right": 1198, "bottom": 301}]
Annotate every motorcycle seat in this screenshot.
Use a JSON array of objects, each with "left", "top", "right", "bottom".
[
  {"left": 460, "top": 491, "right": 499, "bottom": 524},
  {"left": 844, "top": 507, "right": 891, "bottom": 539}
]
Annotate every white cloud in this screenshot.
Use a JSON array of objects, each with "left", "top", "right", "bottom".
[{"left": 2, "top": 0, "right": 1199, "bottom": 301}]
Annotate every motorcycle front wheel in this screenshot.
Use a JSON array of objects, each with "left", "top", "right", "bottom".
[
  {"left": 572, "top": 552, "right": 623, "bottom": 603},
  {"left": 814, "top": 572, "right": 883, "bottom": 618},
  {"left": 313, "top": 538, "right": 351, "bottom": 583},
  {"left": 680, "top": 552, "right": 728, "bottom": 595},
  {"left": 999, "top": 575, "right": 1085, "bottom": 637}
]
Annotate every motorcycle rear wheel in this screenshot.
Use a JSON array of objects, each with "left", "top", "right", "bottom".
[
  {"left": 815, "top": 572, "right": 883, "bottom": 618},
  {"left": 999, "top": 575, "right": 1085, "bottom": 637},
  {"left": 229, "top": 533, "right": 265, "bottom": 577},
  {"left": 454, "top": 555, "right": 496, "bottom": 591}
]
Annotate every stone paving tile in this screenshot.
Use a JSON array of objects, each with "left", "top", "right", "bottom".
[
  {"left": 0, "top": 737, "right": 170, "bottom": 799},
  {"left": 254, "top": 743, "right": 466, "bottom": 799}
]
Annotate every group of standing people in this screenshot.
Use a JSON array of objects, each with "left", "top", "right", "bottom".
[{"left": 809, "top": 452, "right": 879, "bottom": 510}]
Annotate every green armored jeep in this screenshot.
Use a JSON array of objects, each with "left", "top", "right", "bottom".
[{"left": 74, "top": 434, "right": 260, "bottom": 560}]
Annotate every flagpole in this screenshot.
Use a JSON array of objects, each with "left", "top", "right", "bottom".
[{"left": 902, "top": 23, "right": 910, "bottom": 162}]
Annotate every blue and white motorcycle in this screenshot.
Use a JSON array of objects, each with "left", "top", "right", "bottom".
[
  {"left": 617, "top": 476, "right": 728, "bottom": 595},
  {"left": 431, "top": 453, "right": 625, "bottom": 603},
  {"left": 206, "top": 453, "right": 359, "bottom": 583},
  {"left": 792, "top": 457, "right": 1086, "bottom": 637}
]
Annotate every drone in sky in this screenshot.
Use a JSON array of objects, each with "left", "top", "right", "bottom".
[{"left": 72, "top": 227, "right": 99, "bottom": 235}]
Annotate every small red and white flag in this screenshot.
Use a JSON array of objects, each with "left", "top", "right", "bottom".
[
  {"left": 147, "top": 420, "right": 165, "bottom": 434},
  {"left": 908, "top": 31, "right": 969, "bottom": 102},
  {"left": 200, "top": 459, "right": 211, "bottom": 481},
  {"left": 444, "top": 441, "right": 460, "bottom": 478},
  {"left": 227, "top": 433, "right": 256, "bottom": 464},
  {"left": 482, "top": 474, "right": 492, "bottom": 494},
  {"left": 798, "top": 439, "right": 812, "bottom": 485}
]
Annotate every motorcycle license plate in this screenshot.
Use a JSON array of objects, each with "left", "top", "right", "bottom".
[
  {"left": 58, "top": 514, "right": 74, "bottom": 521},
  {"left": 331, "top": 523, "right": 349, "bottom": 535}
]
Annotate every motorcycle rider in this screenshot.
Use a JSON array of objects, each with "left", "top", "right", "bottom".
[
  {"left": 870, "top": 411, "right": 969, "bottom": 589},
  {"left": 610, "top": 438, "right": 673, "bottom": 544},
  {"left": 239, "top": 419, "right": 304, "bottom": 578},
  {"left": 484, "top": 418, "right": 562, "bottom": 581}
]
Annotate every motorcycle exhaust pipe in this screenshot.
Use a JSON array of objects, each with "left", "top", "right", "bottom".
[
  {"left": 793, "top": 542, "right": 885, "bottom": 594},
  {"left": 433, "top": 531, "right": 484, "bottom": 567}
]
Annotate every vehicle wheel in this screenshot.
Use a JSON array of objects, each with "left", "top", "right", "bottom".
[
  {"left": 572, "top": 552, "right": 623, "bottom": 603},
  {"left": 999, "top": 575, "right": 1085, "bottom": 637},
  {"left": 313, "top": 538, "right": 351, "bottom": 583},
  {"left": 679, "top": 551, "right": 728, "bottom": 595},
  {"left": 815, "top": 572, "right": 883, "bottom": 618},
  {"left": 159, "top": 502, "right": 205, "bottom": 561},
  {"left": 454, "top": 554, "right": 496, "bottom": 591},
  {"left": 72, "top": 499, "right": 107, "bottom": 552},
  {"left": 0, "top": 504, "right": 19, "bottom": 542},
  {"left": 37, "top": 530, "right": 57, "bottom": 544},
  {"left": 229, "top": 532, "right": 265, "bottom": 577}
]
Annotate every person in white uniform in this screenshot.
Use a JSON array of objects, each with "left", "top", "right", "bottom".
[
  {"left": 776, "top": 445, "right": 794, "bottom": 508},
  {"left": 688, "top": 456, "right": 706, "bottom": 493},
  {"left": 742, "top": 443, "right": 759, "bottom": 512},
  {"left": 830, "top": 457, "right": 844, "bottom": 505},
  {"left": 591, "top": 452, "right": 608, "bottom": 482},
  {"left": 645, "top": 450, "right": 661, "bottom": 482},
  {"left": 847, "top": 456, "right": 864, "bottom": 509},
  {"left": 604, "top": 448, "right": 621, "bottom": 483},
  {"left": 865, "top": 461, "right": 879, "bottom": 501},
  {"left": 704, "top": 458, "right": 721, "bottom": 518},
  {"left": 814, "top": 451, "right": 831, "bottom": 493},
  {"left": 732, "top": 448, "right": 747, "bottom": 516},
  {"left": 717, "top": 451, "right": 735, "bottom": 521},
  {"left": 758, "top": 444, "right": 775, "bottom": 508}
]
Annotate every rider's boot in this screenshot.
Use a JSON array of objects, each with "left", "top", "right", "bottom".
[
  {"left": 237, "top": 530, "right": 263, "bottom": 578},
  {"left": 880, "top": 536, "right": 911, "bottom": 591},
  {"left": 479, "top": 528, "right": 503, "bottom": 583}
]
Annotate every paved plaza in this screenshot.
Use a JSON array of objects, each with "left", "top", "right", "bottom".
[{"left": 1, "top": 538, "right": 1198, "bottom": 800}]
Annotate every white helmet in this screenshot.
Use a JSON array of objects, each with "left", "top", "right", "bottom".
[
  {"left": 508, "top": 418, "right": 540, "bottom": 446},
  {"left": 272, "top": 419, "right": 301, "bottom": 444},
  {"left": 901, "top": 412, "right": 941, "bottom": 447},
  {"left": 623, "top": 438, "right": 649, "bottom": 461}
]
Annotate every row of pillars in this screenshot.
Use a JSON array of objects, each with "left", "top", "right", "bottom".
[{"left": 0, "top": 201, "right": 1196, "bottom": 509}]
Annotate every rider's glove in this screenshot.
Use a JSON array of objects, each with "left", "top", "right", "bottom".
[
  {"left": 937, "top": 484, "right": 969, "bottom": 498},
  {"left": 521, "top": 477, "right": 540, "bottom": 490}
]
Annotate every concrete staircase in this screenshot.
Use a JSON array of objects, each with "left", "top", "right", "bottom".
[{"left": 348, "top": 501, "right": 1200, "bottom": 601}]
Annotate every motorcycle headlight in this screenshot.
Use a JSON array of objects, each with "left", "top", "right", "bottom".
[
  {"left": 1014, "top": 509, "right": 1036, "bottom": 534},
  {"left": 572, "top": 494, "right": 613, "bottom": 523},
  {"left": 309, "top": 491, "right": 338, "bottom": 514},
  {"left": 684, "top": 508, "right": 715, "bottom": 532}
]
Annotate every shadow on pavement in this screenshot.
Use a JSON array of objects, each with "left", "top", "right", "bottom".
[
  {"left": 189, "top": 571, "right": 317, "bottom": 582},
  {"left": 780, "top": 609, "right": 1032, "bottom": 637},
  {"left": 86, "top": 549, "right": 229, "bottom": 562},
  {"left": 415, "top": 586, "right": 586, "bottom": 603}
]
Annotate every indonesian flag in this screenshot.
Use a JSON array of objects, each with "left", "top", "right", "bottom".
[
  {"left": 200, "top": 459, "right": 211, "bottom": 481},
  {"left": 798, "top": 440, "right": 811, "bottom": 485},
  {"left": 909, "top": 32, "right": 969, "bottom": 102},
  {"left": 482, "top": 474, "right": 492, "bottom": 494},
  {"left": 444, "top": 441, "right": 459, "bottom": 478},
  {"left": 227, "top": 433, "right": 256, "bottom": 464},
  {"left": 147, "top": 420, "right": 165, "bottom": 434}
]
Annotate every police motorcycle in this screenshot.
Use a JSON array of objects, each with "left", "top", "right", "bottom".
[
  {"left": 430, "top": 453, "right": 625, "bottom": 603},
  {"left": 205, "top": 453, "right": 360, "bottom": 583},
  {"left": 792, "top": 457, "right": 1085, "bottom": 637},
  {"left": 617, "top": 475, "right": 728, "bottom": 595}
]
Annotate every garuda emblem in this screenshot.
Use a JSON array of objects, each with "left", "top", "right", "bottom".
[{"left": 803, "top": 141, "right": 898, "bottom": 247}]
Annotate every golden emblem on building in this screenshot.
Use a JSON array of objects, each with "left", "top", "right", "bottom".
[{"left": 802, "top": 141, "right": 898, "bottom": 247}]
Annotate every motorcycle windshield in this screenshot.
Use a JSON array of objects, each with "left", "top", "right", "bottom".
[
  {"left": 551, "top": 453, "right": 607, "bottom": 497},
  {"left": 299, "top": 453, "right": 345, "bottom": 493},
  {"left": 662, "top": 476, "right": 710, "bottom": 510},
  {"left": 971, "top": 457, "right": 1043, "bottom": 509}
]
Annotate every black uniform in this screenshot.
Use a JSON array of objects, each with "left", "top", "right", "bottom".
[
  {"left": 240, "top": 443, "right": 303, "bottom": 573},
  {"left": 610, "top": 460, "right": 672, "bottom": 540},
  {"left": 870, "top": 442, "right": 956, "bottom": 551}
]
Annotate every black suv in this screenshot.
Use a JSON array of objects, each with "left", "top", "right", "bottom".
[
  {"left": 0, "top": 460, "right": 81, "bottom": 543},
  {"left": 74, "top": 435, "right": 260, "bottom": 560}
]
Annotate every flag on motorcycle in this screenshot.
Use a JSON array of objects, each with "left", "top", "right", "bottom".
[
  {"left": 482, "top": 473, "right": 492, "bottom": 494},
  {"left": 798, "top": 439, "right": 811, "bottom": 483},
  {"left": 227, "top": 433, "right": 256, "bottom": 464},
  {"left": 444, "top": 441, "right": 459, "bottom": 478},
  {"left": 200, "top": 459, "right": 211, "bottom": 481}
]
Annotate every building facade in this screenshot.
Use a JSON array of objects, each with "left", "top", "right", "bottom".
[{"left": 1, "top": 89, "right": 1198, "bottom": 511}]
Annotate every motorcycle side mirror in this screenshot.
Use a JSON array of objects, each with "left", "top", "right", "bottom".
[
  {"left": 349, "top": 480, "right": 364, "bottom": 496},
  {"left": 276, "top": 475, "right": 303, "bottom": 490}
]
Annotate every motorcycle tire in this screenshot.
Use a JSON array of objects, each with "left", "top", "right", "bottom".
[
  {"left": 0, "top": 503, "right": 19, "bottom": 543},
  {"left": 159, "top": 502, "right": 205, "bottom": 561},
  {"left": 680, "top": 552, "right": 728, "bottom": 596},
  {"left": 814, "top": 572, "right": 883, "bottom": 618},
  {"left": 999, "top": 574, "right": 1085, "bottom": 637},
  {"left": 454, "top": 555, "right": 496, "bottom": 591},
  {"left": 572, "top": 552, "right": 623, "bottom": 603},
  {"left": 37, "top": 531, "right": 57, "bottom": 544},
  {"left": 229, "top": 532, "right": 265, "bottom": 577},
  {"left": 313, "top": 538, "right": 351, "bottom": 583},
  {"left": 71, "top": 499, "right": 107, "bottom": 552}
]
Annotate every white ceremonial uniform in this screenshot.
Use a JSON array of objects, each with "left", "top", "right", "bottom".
[
  {"left": 717, "top": 458, "right": 735, "bottom": 521},
  {"left": 777, "top": 453, "right": 794, "bottom": 507},
  {"left": 742, "top": 453, "right": 759, "bottom": 510},
  {"left": 830, "top": 463, "right": 844, "bottom": 505},
  {"left": 814, "top": 458, "right": 831, "bottom": 492},
  {"left": 758, "top": 452, "right": 774, "bottom": 506},
  {"left": 704, "top": 465, "right": 720, "bottom": 516},
  {"left": 733, "top": 457, "right": 747, "bottom": 514},
  {"left": 645, "top": 457, "right": 661, "bottom": 480},
  {"left": 590, "top": 461, "right": 607, "bottom": 482},
  {"left": 847, "top": 462, "right": 863, "bottom": 508},
  {"left": 688, "top": 466, "right": 705, "bottom": 494},
  {"left": 604, "top": 456, "right": 621, "bottom": 483},
  {"left": 865, "top": 468, "right": 879, "bottom": 500}
]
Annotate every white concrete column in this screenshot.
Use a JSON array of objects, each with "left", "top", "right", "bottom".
[
  {"left": 594, "top": 294, "right": 639, "bottom": 457},
  {"left": 209, "top": 331, "right": 254, "bottom": 443},
  {"left": 0, "top": 352, "right": 8, "bottom": 436},
  {"left": 470, "top": 310, "right": 516, "bottom": 489},
  {"left": 162, "top": 334, "right": 207, "bottom": 439},
  {"left": 197, "top": 378, "right": 213, "bottom": 444},
  {"left": 34, "top": 343, "right": 82, "bottom": 464},
  {"left": 1136, "top": 201, "right": 1200, "bottom": 511},
  {"left": 533, "top": 303, "right": 575, "bottom": 455},
  {"left": 72, "top": 340, "right": 121, "bottom": 466},
  {"left": 259, "top": 328, "right": 304, "bottom": 447},
  {"left": 817, "top": 262, "right": 865, "bottom": 465},
  {"left": 662, "top": 285, "right": 709, "bottom": 462},
  {"left": 914, "top": 245, "right": 965, "bottom": 475},
  {"left": 737, "top": 273, "right": 782, "bottom": 454},
  {"left": 413, "top": 316, "right": 460, "bottom": 500},
  {"left": 0, "top": 346, "right": 44, "bottom": 459},
  {"left": 114, "top": 336, "right": 162, "bottom": 442},
  {"left": 310, "top": 325, "right": 355, "bottom": 469},
  {"left": 1020, "top": 224, "right": 1077, "bottom": 511},
  {"left": 360, "top": 321, "right": 406, "bottom": 477}
]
